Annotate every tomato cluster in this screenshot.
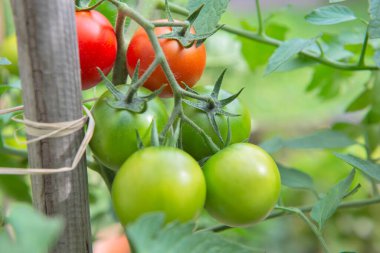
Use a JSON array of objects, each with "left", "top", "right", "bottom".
[{"left": 80, "top": 11, "right": 281, "bottom": 228}]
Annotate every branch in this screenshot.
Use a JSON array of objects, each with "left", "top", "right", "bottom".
[{"left": 205, "top": 196, "right": 380, "bottom": 233}]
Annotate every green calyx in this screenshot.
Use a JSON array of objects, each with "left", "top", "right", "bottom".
[
  {"left": 183, "top": 69, "right": 243, "bottom": 145},
  {"left": 96, "top": 66, "right": 164, "bottom": 113}
]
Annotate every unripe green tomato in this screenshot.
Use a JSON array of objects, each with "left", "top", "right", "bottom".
[
  {"left": 89, "top": 85, "right": 168, "bottom": 171},
  {"left": 203, "top": 143, "right": 281, "bottom": 227},
  {"left": 0, "top": 34, "right": 18, "bottom": 75},
  {"left": 112, "top": 146, "right": 206, "bottom": 226},
  {"left": 182, "top": 86, "right": 251, "bottom": 161}
]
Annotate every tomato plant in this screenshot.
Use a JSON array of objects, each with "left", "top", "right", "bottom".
[
  {"left": 203, "top": 143, "right": 281, "bottom": 227},
  {"left": 89, "top": 85, "right": 168, "bottom": 171},
  {"left": 111, "top": 146, "right": 206, "bottom": 225},
  {"left": 0, "top": 34, "right": 18, "bottom": 75},
  {"left": 181, "top": 85, "right": 251, "bottom": 161},
  {"left": 76, "top": 10, "right": 117, "bottom": 90},
  {"left": 126, "top": 20, "right": 206, "bottom": 97}
]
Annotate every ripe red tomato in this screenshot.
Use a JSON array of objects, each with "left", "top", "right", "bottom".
[
  {"left": 126, "top": 20, "right": 206, "bottom": 97},
  {"left": 112, "top": 146, "right": 206, "bottom": 225},
  {"left": 76, "top": 10, "right": 117, "bottom": 90},
  {"left": 93, "top": 234, "right": 130, "bottom": 253},
  {"left": 203, "top": 143, "right": 281, "bottom": 227}
]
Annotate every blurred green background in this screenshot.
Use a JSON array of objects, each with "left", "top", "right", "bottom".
[{"left": 1, "top": 0, "right": 380, "bottom": 252}]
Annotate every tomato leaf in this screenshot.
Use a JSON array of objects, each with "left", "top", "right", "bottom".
[
  {"left": 240, "top": 21, "right": 288, "bottom": 70},
  {"left": 265, "top": 37, "right": 319, "bottom": 75},
  {"left": 345, "top": 88, "right": 372, "bottom": 112},
  {"left": 285, "top": 130, "right": 357, "bottom": 149},
  {"left": 0, "top": 203, "right": 64, "bottom": 253},
  {"left": 260, "top": 137, "right": 285, "bottom": 154},
  {"left": 277, "top": 164, "right": 315, "bottom": 192},
  {"left": 335, "top": 153, "right": 380, "bottom": 182},
  {"left": 310, "top": 169, "right": 355, "bottom": 230},
  {"left": 369, "top": 0, "right": 380, "bottom": 38},
  {"left": 305, "top": 5, "right": 356, "bottom": 25},
  {"left": 126, "top": 213, "right": 257, "bottom": 253},
  {"left": 187, "top": 0, "right": 229, "bottom": 35},
  {"left": 0, "top": 57, "right": 11, "bottom": 65},
  {"left": 260, "top": 130, "right": 357, "bottom": 153}
]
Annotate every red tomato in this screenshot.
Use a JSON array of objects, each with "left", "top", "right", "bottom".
[
  {"left": 76, "top": 10, "right": 117, "bottom": 90},
  {"left": 126, "top": 20, "right": 206, "bottom": 97},
  {"left": 93, "top": 235, "right": 130, "bottom": 253}
]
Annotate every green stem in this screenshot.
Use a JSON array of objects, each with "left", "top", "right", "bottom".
[
  {"left": 358, "top": 27, "right": 369, "bottom": 67},
  {"left": 112, "top": 8, "right": 129, "bottom": 85},
  {"left": 255, "top": 0, "right": 263, "bottom": 35},
  {"left": 125, "top": 57, "right": 161, "bottom": 103},
  {"left": 181, "top": 114, "right": 220, "bottom": 153},
  {"left": 158, "top": 1, "right": 379, "bottom": 72},
  {"left": 276, "top": 206, "right": 330, "bottom": 253},
  {"left": 206, "top": 195, "right": 380, "bottom": 232},
  {"left": 159, "top": 99, "right": 182, "bottom": 140}
]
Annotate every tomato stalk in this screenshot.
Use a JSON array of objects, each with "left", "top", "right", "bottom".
[{"left": 112, "top": 8, "right": 129, "bottom": 85}]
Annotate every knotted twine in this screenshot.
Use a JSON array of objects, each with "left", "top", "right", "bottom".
[{"left": 0, "top": 105, "right": 95, "bottom": 175}]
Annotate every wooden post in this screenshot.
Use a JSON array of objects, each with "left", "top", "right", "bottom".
[{"left": 11, "top": 1, "right": 92, "bottom": 252}]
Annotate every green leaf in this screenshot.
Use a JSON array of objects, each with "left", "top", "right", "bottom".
[
  {"left": 240, "top": 21, "right": 288, "bottom": 70},
  {"left": 0, "top": 57, "right": 11, "bottom": 65},
  {"left": 369, "top": 19, "right": 380, "bottom": 39},
  {"left": 265, "top": 37, "right": 319, "bottom": 75},
  {"left": 305, "top": 5, "right": 356, "bottom": 25},
  {"left": 277, "top": 164, "right": 315, "bottom": 191},
  {"left": 369, "top": 0, "right": 380, "bottom": 19},
  {"left": 187, "top": 0, "right": 229, "bottom": 35},
  {"left": 75, "top": 0, "right": 91, "bottom": 8},
  {"left": 306, "top": 65, "right": 353, "bottom": 100},
  {"left": 374, "top": 50, "right": 380, "bottom": 67},
  {"left": 310, "top": 169, "right": 355, "bottom": 230},
  {"left": 345, "top": 89, "right": 372, "bottom": 112},
  {"left": 260, "top": 130, "right": 356, "bottom": 153},
  {"left": 285, "top": 130, "right": 357, "bottom": 149},
  {"left": 127, "top": 213, "right": 257, "bottom": 253},
  {"left": 0, "top": 176, "right": 31, "bottom": 203},
  {"left": 335, "top": 153, "right": 380, "bottom": 182},
  {"left": 259, "top": 137, "right": 285, "bottom": 154},
  {"left": 0, "top": 203, "right": 64, "bottom": 253}
]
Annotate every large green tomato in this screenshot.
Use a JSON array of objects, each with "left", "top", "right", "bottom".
[
  {"left": 111, "top": 146, "right": 206, "bottom": 225},
  {"left": 89, "top": 86, "right": 168, "bottom": 171},
  {"left": 203, "top": 143, "right": 281, "bottom": 227},
  {"left": 0, "top": 34, "right": 18, "bottom": 75},
  {"left": 182, "top": 86, "right": 251, "bottom": 161}
]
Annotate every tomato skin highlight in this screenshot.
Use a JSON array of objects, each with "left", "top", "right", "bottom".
[
  {"left": 76, "top": 10, "right": 117, "bottom": 90},
  {"left": 126, "top": 20, "right": 206, "bottom": 97},
  {"left": 203, "top": 143, "right": 281, "bottom": 227},
  {"left": 111, "top": 146, "right": 206, "bottom": 226},
  {"left": 89, "top": 85, "right": 168, "bottom": 171},
  {"left": 182, "top": 86, "right": 252, "bottom": 161}
]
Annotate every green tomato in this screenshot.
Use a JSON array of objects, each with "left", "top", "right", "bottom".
[
  {"left": 89, "top": 85, "right": 168, "bottom": 170},
  {"left": 111, "top": 146, "right": 206, "bottom": 225},
  {"left": 0, "top": 34, "right": 18, "bottom": 75},
  {"left": 181, "top": 85, "right": 251, "bottom": 161},
  {"left": 203, "top": 143, "right": 281, "bottom": 227}
]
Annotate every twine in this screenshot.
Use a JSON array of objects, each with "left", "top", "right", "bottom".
[{"left": 0, "top": 105, "right": 95, "bottom": 175}]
